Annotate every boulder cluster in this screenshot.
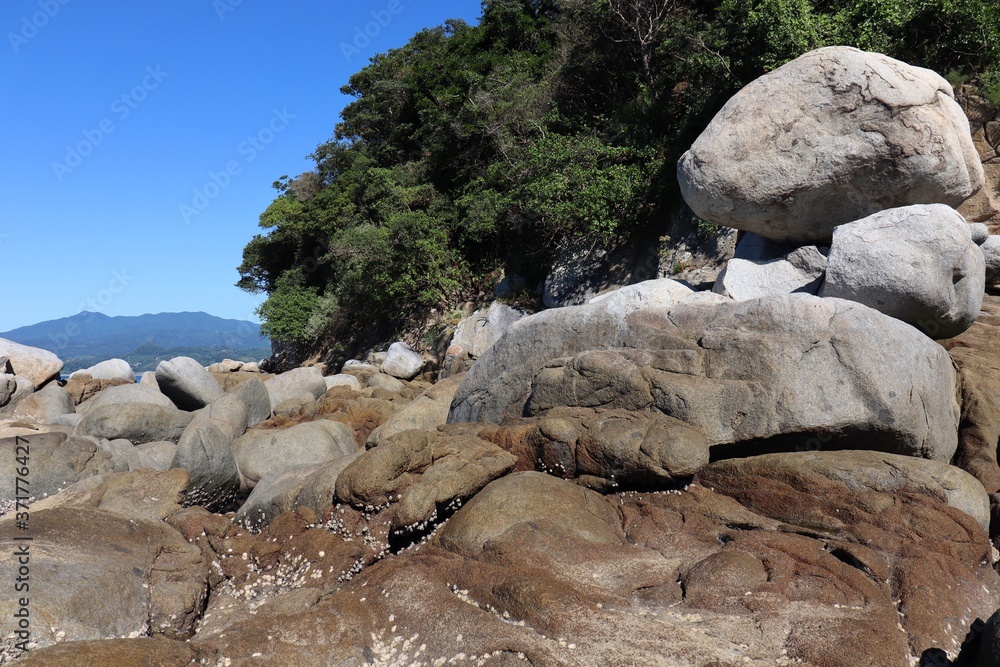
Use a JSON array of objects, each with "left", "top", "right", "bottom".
[{"left": 4, "top": 46, "right": 1000, "bottom": 666}]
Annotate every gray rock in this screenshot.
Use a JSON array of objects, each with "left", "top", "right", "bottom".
[
  {"left": 235, "top": 454, "right": 360, "bottom": 532},
  {"left": 366, "top": 373, "right": 407, "bottom": 393},
  {"left": 232, "top": 420, "right": 357, "bottom": 490},
  {"left": 449, "top": 294, "right": 960, "bottom": 462},
  {"left": 712, "top": 233, "right": 827, "bottom": 300},
  {"left": 230, "top": 377, "right": 271, "bottom": 428},
  {"left": 437, "top": 471, "right": 624, "bottom": 558},
  {"left": 821, "top": 204, "right": 985, "bottom": 338},
  {"left": 11, "top": 383, "right": 61, "bottom": 424},
  {"left": 188, "top": 393, "right": 249, "bottom": 441},
  {"left": 0, "top": 375, "right": 35, "bottom": 418},
  {"left": 342, "top": 360, "right": 379, "bottom": 374},
  {"left": 136, "top": 441, "right": 177, "bottom": 471},
  {"left": 451, "top": 302, "right": 527, "bottom": 360},
  {"left": 587, "top": 277, "right": 727, "bottom": 313},
  {"left": 678, "top": 46, "right": 984, "bottom": 244},
  {"left": 971, "top": 222, "right": 991, "bottom": 245},
  {"left": 0, "top": 338, "right": 63, "bottom": 388},
  {"left": 77, "top": 383, "right": 174, "bottom": 415},
  {"left": 49, "top": 413, "right": 82, "bottom": 429},
  {"left": 69, "top": 358, "right": 135, "bottom": 382},
  {"left": 170, "top": 421, "right": 241, "bottom": 510},
  {"left": 381, "top": 342, "right": 424, "bottom": 380},
  {"left": 208, "top": 359, "right": 244, "bottom": 373},
  {"left": 98, "top": 438, "right": 140, "bottom": 471},
  {"left": 139, "top": 371, "right": 159, "bottom": 388},
  {"left": 324, "top": 373, "right": 363, "bottom": 392},
  {"left": 264, "top": 366, "right": 327, "bottom": 411},
  {"left": 367, "top": 374, "right": 464, "bottom": 447},
  {"left": 155, "top": 356, "right": 225, "bottom": 410},
  {"left": 983, "top": 236, "right": 1000, "bottom": 285},
  {"left": 75, "top": 402, "right": 194, "bottom": 444}
]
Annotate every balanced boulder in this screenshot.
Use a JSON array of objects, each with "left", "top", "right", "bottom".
[
  {"left": 678, "top": 46, "right": 984, "bottom": 244},
  {"left": 155, "top": 356, "right": 224, "bottom": 410},
  {"left": 821, "top": 204, "right": 985, "bottom": 338}
]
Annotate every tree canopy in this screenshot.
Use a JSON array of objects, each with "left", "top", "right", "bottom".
[{"left": 238, "top": 0, "right": 1000, "bottom": 348}]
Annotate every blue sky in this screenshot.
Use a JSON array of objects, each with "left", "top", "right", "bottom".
[{"left": 0, "top": 0, "right": 483, "bottom": 332}]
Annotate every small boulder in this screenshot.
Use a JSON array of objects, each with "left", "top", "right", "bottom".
[
  {"left": 10, "top": 383, "right": 73, "bottom": 423},
  {"left": 76, "top": 403, "right": 194, "bottom": 444},
  {"left": 155, "top": 356, "right": 225, "bottom": 410},
  {"left": 367, "top": 374, "right": 465, "bottom": 447},
  {"left": 325, "top": 373, "right": 363, "bottom": 392},
  {"left": 69, "top": 358, "right": 135, "bottom": 382},
  {"left": 230, "top": 376, "right": 272, "bottom": 427},
  {"left": 381, "top": 342, "right": 424, "bottom": 380}
]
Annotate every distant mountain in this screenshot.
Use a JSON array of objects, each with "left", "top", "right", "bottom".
[{"left": 0, "top": 312, "right": 270, "bottom": 373}]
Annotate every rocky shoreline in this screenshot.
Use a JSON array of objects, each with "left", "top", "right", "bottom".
[{"left": 4, "top": 46, "right": 1000, "bottom": 666}]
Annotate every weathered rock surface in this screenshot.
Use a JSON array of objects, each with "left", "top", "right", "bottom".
[
  {"left": 235, "top": 454, "right": 360, "bottom": 531},
  {"left": 0, "top": 338, "right": 62, "bottom": 388},
  {"left": 29, "top": 467, "right": 190, "bottom": 522},
  {"left": 155, "top": 356, "right": 225, "bottom": 410},
  {"left": 0, "top": 375, "right": 33, "bottom": 418},
  {"left": 264, "top": 366, "right": 327, "bottom": 411},
  {"left": 543, "top": 235, "right": 652, "bottom": 308},
  {"left": 821, "top": 204, "right": 985, "bottom": 338},
  {"left": 5, "top": 637, "right": 204, "bottom": 667},
  {"left": 942, "top": 295, "right": 1000, "bottom": 495},
  {"left": 324, "top": 373, "right": 363, "bottom": 392},
  {"left": 381, "top": 341, "right": 424, "bottom": 380},
  {"left": 983, "top": 235, "right": 1000, "bottom": 285},
  {"left": 713, "top": 232, "right": 827, "bottom": 300},
  {"left": 229, "top": 376, "right": 271, "bottom": 428},
  {"left": 77, "top": 382, "right": 174, "bottom": 414},
  {"left": 233, "top": 419, "right": 357, "bottom": 490},
  {"left": 0, "top": 432, "right": 118, "bottom": 509},
  {"left": 0, "top": 508, "right": 208, "bottom": 653},
  {"left": 69, "top": 358, "right": 135, "bottom": 382},
  {"left": 451, "top": 294, "right": 960, "bottom": 461},
  {"left": 678, "top": 46, "right": 984, "bottom": 244},
  {"left": 11, "top": 383, "right": 74, "bottom": 423},
  {"left": 63, "top": 374, "right": 133, "bottom": 406},
  {"left": 479, "top": 407, "right": 710, "bottom": 491},
  {"left": 75, "top": 402, "right": 193, "bottom": 444},
  {"left": 700, "top": 450, "right": 990, "bottom": 530},
  {"left": 336, "top": 429, "right": 517, "bottom": 534},
  {"left": 366, "top": 373, "right": 464, "bottom": 447}
]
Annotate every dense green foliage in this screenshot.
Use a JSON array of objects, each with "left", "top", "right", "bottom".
[{"left": 239, "top": 0, "right": 1000, "bottom": 346}]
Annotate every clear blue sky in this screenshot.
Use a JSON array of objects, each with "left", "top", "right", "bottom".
[{"left": 0, "top": 0, "right": 483, "bottom": 332}]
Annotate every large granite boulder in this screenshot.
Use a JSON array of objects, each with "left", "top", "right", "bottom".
[
  {"left": 155, "top": 356, "right": 224, "bottom": 410},
  {"left": 821, "top": 204, "right": 985, "bottom": 338},
  {"left": 77, "top": 383, "right": 174, "bottom": 414},
  {"left": 678, "top": 46, "right": 984, "bottom": 244},
  {"left": 0, "top": 338, "right": 62, "bottom": 388},
  {"left": 69, "top": 358, "right": 135, "bottom": 382},
  {"left": 450, "top": 294, "right": 960, "bottom": 461}
]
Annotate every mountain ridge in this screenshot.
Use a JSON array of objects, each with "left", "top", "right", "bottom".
[{"left": 0, "top": 311, "right": 269, "bottom": 372}]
